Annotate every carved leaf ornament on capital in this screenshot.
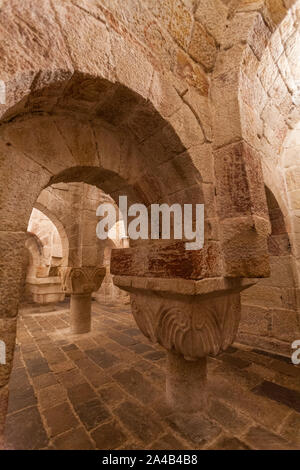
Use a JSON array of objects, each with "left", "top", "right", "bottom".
[
  {"left": 60, "top": 267, "right": 106, "bottom": 295},
  {"left": 130, "top": 293, "right": 241, "bottom": 360}
]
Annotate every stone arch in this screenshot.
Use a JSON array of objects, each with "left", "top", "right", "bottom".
[
  {"left": 0, "top": 78, "right": 207, "bottom": 230},
  {"left": 212, "top": 0, "right": 300, "bottom": 148},
  {"left": 25, "top": 232, "right": 44, "bottom": 266},
  {"left": 0, "top": 70, "right": 211, "bottom": 285},
  {"left": 23, "top": 210, "right": 67, "bottom": 305},
  {"left": 0, "top": 0, "right": 274, "bottom": 283},
  {"left": 3, "top": 2, "right": 299, "bottom": 445},
  {"left": 24, "top": 232, "right": 46, "bottom": 278},
  {"left": 0, "top": 0, "right": 221, "bottom": 255},
  {"left": 235, "top": 1, "right": 300, "bottom": 203},
  {"left": 33, "top": 202, "right": 69, "bottom": 268},
  {"left": 4, "top": 0, "right": 297, "bottom": 442},
  {"left": 0, "top": 2, "right": 215, "bottom": 439},
  {"left": 265, "top": 186, "right": 292, "bottom": 257},
  {"left": 226, "top": 2, "right": 300, "bottom": 337},
  {"left": 281, "top": 121, "right": 300, "bottom": 291},
  {"left": 211, "top": 0, "right": 300, "bottom": 278}
]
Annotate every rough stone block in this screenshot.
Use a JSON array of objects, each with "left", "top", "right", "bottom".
[
  {"left": 0, "top": 232, "right": 27, "bottom": 317},
  {"left": 220, "top": 216, "right": 270, "bottom": 278},
  {"left": 111, "top": 241, "right": 223, "bottom": 280},
  {"left": 168, "top": 103, "right": 205, "bottom": 149},
  {"left": 169, "top": 0, "right": 193, "bottom": 50},
  {"left": 188, "top": 21, "right": 217, "bottom": 71},
  {"left": 214, "top": 141, "right": 268, "bottom": 220},
  {"left": 195, "top": 0, "right": 228, "bottom": 44},
  {"left": 239, "top": 304, "right": 271, "bottom": 336},
  {"left": 272, "top": 309, "right": 300, "bottom": 342},
  {"left": 175, "top": 49, "right": 209, "bottom": 96},
  {"left": 0, "top": 141, "right": 50, "bottom": 231},
  {"left": 52, "top": 2, "right": 113, "bottom": 79}
]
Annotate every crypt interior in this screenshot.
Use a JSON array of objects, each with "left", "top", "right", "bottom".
[{"left": 0, "top": 0, "right": 300, "bottom": 450}]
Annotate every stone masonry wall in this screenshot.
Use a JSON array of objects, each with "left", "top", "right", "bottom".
[{"left": 239, "top": 186, "right": 299, "bottom": 355}]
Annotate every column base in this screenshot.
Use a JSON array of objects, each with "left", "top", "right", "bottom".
[
  {"left": 166, "top": 351, "right": 207, "bottom": 414},
  {"left": 70, "top": 293, "right": 91, "bottom": 334}
]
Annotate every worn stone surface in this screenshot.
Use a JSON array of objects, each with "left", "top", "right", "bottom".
[
  {"left": 2, "top": 301, "right": 300, "bottom": 450},
  {"left": 0, "top": 0, "right": 300, "bottom": 452},
  {"left": 111, "top": 241, "right": 222, "bottom": 280},
  {"left": 0, "top": 232, "right": 27, "bottom": 318}
]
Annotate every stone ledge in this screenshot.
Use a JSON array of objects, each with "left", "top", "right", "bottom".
[
  {"left": 26, "top": 276, "right": 61, "bottom": 286},
  {"left": 113, "top": 275, "right": 257, "bottom": 298},
  {"left": 111, "top": 241, "right": 223, "bottom": 280}
]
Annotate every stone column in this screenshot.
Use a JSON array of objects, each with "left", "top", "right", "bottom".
[
  {"left": 0, "top": 231, "right": 27, "bottom": 447},
  {"left": 113, "top": 274, "right": 256, "bottom": 415},
  {"left": 70, "top": 293, "right": 92, "bottom": 334},
  {"left": 166, "top": 351, "right": 207, "bottom": 413},
  {"left": 60, "top": 266, "right": 106, "bottom": 334}
]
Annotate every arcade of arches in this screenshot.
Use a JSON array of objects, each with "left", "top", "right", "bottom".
[{"left": 0, "top": 0, "right": 300, "bottom": 450}]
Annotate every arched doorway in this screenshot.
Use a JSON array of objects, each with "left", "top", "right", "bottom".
[{"left": 24, "top": 208, "right": 66, "bottom": 305}]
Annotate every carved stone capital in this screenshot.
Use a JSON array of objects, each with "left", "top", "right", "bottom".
[
  {"left": 113, "top": 276, "right": 256, "bottom": 360},
  {"left": 130, "top": 291, "right": 241, "bottom": 360},
  {"left": 60, "top": 266, "right": 106, "bottom": 295}
]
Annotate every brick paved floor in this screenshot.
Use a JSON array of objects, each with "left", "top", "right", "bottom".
[{"left": 3, "top": 300, "right": 300, "bottom": 450}]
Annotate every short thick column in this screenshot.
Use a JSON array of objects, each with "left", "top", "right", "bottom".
[
  {"left": 60, "top": 266, "right": 106, "bottom": 335},
  {"left": 113, "top": 273, "right": 256, "bottom": 414},
  {"left": 166, "top": 351, "right": 207, "bottom": 413},
  {"left": 70, "top": 293, "right": 92, "bottom": 334}
]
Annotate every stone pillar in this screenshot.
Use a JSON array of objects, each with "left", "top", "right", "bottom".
[
  {"left": 60, "top": 266, "right": 106, "bottom": 334},
  {"left": 70, "top": 293, "right": 92, "bottom": 334},
  {"left": 214, "top": 141, "right": 271, "bottom": 278},
  {"left": 113, "top": 274, "right": 256, "bottom": 414},
  {"left": 166, "top": 351, "right": 207, "bottom": 413},
  {"left": 0, "top": 231, "right": 27, "bottom": 447}
]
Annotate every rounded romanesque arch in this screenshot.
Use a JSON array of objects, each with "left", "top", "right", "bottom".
[
  {"left": 211, "top": 0, "right": 300, "bottom": 278},
  {"left": 0, "top": 1, "right": 215, "bottom": 439},
  {"left": 213, "top": 1, "right": 300, "bottom": 352},
  {"left": 23, "top": 232, "right": 47, "bottom": 294},
  {"left": 1, "top": 1, "right": 300, "bottom": 450},
  {"left": 0, "top": 0, "right": 217, "bottom": 315},
  {"left": 211, "top": 0, "right": 300, "bottom": 354},
  {"left": 32, "top": 203, "right": 69, "bottom": 268},
  {"left": 25, "top": 232, "right": 45, "bottom": 272},
  {"left": 0, "top": 1, "right": 274, "bottom": 290},
  {"left": 281, "top": 121, "right": 300, "bottom": 291}
]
